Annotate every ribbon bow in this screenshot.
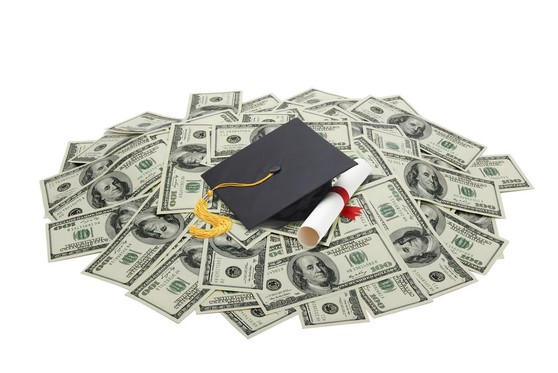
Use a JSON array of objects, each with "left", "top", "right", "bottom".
[{"left": 331, "top": 186, "right": 363, "bottom": 220}]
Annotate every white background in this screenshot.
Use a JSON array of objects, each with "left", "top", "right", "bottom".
[{"left": 1, "top": 1, "right": 556, "bottom": 372}]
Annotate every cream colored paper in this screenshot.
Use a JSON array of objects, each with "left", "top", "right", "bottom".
[{"left": 297, "top": 159, "right": 372, "bottom": 248}]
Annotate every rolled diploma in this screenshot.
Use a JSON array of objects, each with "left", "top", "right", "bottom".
[{"left": 297, "top": 158, "right": 373, "bottom": 248}]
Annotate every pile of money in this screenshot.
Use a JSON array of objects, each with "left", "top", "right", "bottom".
[{"left": 41, "top": 89, "right": 533, "bottom": 338}]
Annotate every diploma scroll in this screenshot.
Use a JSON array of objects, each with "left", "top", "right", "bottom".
[{"left": 297, "top": 159, "right": 373, "bottom": 248}]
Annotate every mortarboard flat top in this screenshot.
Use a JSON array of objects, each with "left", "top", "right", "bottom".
[{"left": 201, "top": 119, "right": 357, "bottom": 230}]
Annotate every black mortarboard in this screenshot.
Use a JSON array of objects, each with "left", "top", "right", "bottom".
[{"left": 201, "top": 119, "right": 357, "bottom": 230}]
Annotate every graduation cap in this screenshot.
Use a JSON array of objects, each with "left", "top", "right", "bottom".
[{"left": 189, "top": 118, "right": 357, "bottom": 237}]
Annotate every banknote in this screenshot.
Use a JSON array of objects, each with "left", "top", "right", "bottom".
[
  {"left": 306, "top": 121, "right": 353, "bottom": 152},
  {"left": 222, "top": 307, "right": 298, "bottom": 339},
  {"left": 468, "top": 155, "right": 533, "bottom": 192},
  {"left": 266, "top": 234, "right": 317, "bottom": 262},
  {"left": 46, "top": 196, "right": 147, "bottom": 262},
  {"left": 299, "top": 289, "right": 368, "bottom": 328},
  {"left": 260, "top": 218, "right": 335, "bottom": 247},
  {"left": 256, "top": 228, "right": 405, "bottom": 312},
  {"left": 42, "top": 133, "right": 158, "bottom": 211},
  {"left": 157, "top": 124, "right": 211, "bottom": 214},
  {"left": 212, "top": 121, "right": 353, "bottom": 158},
  {"left": 60, "top": 141, "right": 94, "bottom": 172},
  {"left": 184, "top": 109, "right": 239, "bottom": 125},
  {"left": 331, "top": 194, "right": 378, "bottom": 240},
  {"left": 350, "top": 96, "right": 486, "bottom": 170},
  {"left": 83, "top": 191, "right": 193, "bottom": 288},
  {"left": 69, "top": 133, "right": 137, "bottom": 163},
  {"left": 380, "top": 150, "right": 505, "bottom": 218},
  {"left": 262, "top": 232, "right": 282, "bottom": 255},
  {"left": 48, "top": 138, "right": 167, "bottom": 220},
  {"left": 420, "top": 152, "right": 460, "bottom": 170},
  {"left": 286, "top": 88, "right": 346, "bottom": 106},
  {"left": 351, "top": 121, "right": 403, "bottom": 138},
  {"left": 419, "top": 202, "right": 507, "bottom": 274},
  {"left": 452, "top": 209, "right": 498, "bottom": 235},
  {"left": 321, "top": 106, "right": 363, "bottom": 122},
  {"left": 197, "top": 290, "right": 259, "bottom": 314},
  {"left": 199, "top": 232, "right": 267, "bottom": 291},
  {"left": 300, "top": 109, "right": 344, "bottom": 122},
  {"left": 357, "top": 177, "right": 476, "bottom": 296},
  {"left": 351, "top": 136, "right": 394, "bottom": 183},
  {"left": 358, "top": 272, "right": 431, "bottom": 317},
  {"left": 126, "top": 234, "right": 211, "bottom": 323},
  {"left": 363, "top": 127, "right": 421, "bottom": 156},
  {"left": 273, "top": 101, "right": 306, "bottom": 111},
  {"left": 106, "top": 112, "right": 179, "bottom": 134},
  {"left": 241, "top": 93, "right": 280, "bottom": 112},
  {"left": 186, "top": 91, "right": 242, "bottom": 120},
  {"left": 303, "top": 99, "right": 357, "bottom": 114},
  {"left": 240, "top": 112, "right": 295, "bottom": 123},
  {"left": 380, "top": 95, "right": 420, "bottom": 115},
  {"left": 226, "top": 219, "right": 270, "bottom": 249}
]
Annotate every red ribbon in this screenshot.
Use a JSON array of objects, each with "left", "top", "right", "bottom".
[{"left": 330, "top": 186, "right": 363, "bottom": 220}]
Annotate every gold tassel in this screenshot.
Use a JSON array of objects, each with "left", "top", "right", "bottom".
[
  {"left": 189, "top": 172, "right": 275, "bottom": 238},
  {"left": 189, "top": 190, "right": 233, "bottom": 238}
]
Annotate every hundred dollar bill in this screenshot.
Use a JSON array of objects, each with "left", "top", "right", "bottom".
[
  {"left": 286, "top": 88, "right": 346, "bottom": 106},
  {"left": 421, "top": 156, "right": 503, "bottom": 241},
  {"left": 60, "top": 141, "right": 94, "bottom": 172},
  {"left": 468, "top": 155, "right": 533, "bottom": 192},
  {"left": 256, "top": 228, "right": 405, "bottom": 312},
  {"left": 261, "top": 218, "right": 335, "bottom": 247},
  {"left": 321, "top": 107, "right": 362, "bottom": 122},
  {"left": 49, "top": 138, "right": 167, "bottom": 220},
  {"left": 240, "top": 112, "right": 295, "bottom": 123},
  {"left": 83, "top": 191, "right": 193, "bottom": 288},
  {"left": 273, "top": 101, "right": 306, "bottom": 111},
  {"left": 299, "top": 110, "right": 341, "bottom": 122},
  {"left": 380, "top": 95, "right": 420, "bottom": 115},
  {"left": 210, "top": 122, "right": 277, "bottom": 158},
  {"left": 126, "top": 234, "right": 211, "bottom": 323},
  {"left": 186, "top": 91, "right": 242, "bottom": 120},
  {"left": 199, "top": 232, "right": 267, "bottom": 291},
  {"left": 351, "top": 121, "right": 404, "bottom": 138},
  {"left": 357, "top": 177, "right": 476, "bottom": 296},
  {"left": 380, "top": 150, "right": 505, "bottom": 218},
  {"left": 332, "top": 194, "right": 377, "bottom": 240},
  {"left": 241, "top": 93, "right": 280, "bottom": 112},
  {"left": 452, "top": 209, "right": 498, "bottom": 235},
  {"left": 42, "top": 133, "right": 160, "bottom": 211},
  {"left": 358, "top": 272, "right": 431, "bottom": 317},
  {"left": 266, "top": 234, "right": 322, "bottom": 263},
  {"left": 420, "top": 152, "right": 460, "bottom": 170},
  {"left": 299, "top": 289, "right": 368, "bottom": 328},
  {"left": 334, "top": 100, "right": 359, "bottom": 111},
  {"left": 198, "top": 290, "right": 259, "bottom": 314},
  {"left": 227, "top": 219, "right": 270, "bottom": 249},
  {"left": 351, "top": 136, "right": 394, "bottom": 183},
  {"left": 157, "top": 124, "right": 212, "bottom": 214},
  {"left": 265, "top": 234, "right": 285, "bottom": 257},
  {"left": 46, "top": 196, "right": 147, "bottom": 262},
  {"left": 70, "top": 133, "right": 137, "bottom": 163},
  {"left": 350, "top": 96, "right": 486, "bottom": 170},
  {"left": 184, "top": 109, "right": 239, "bottom": 125},
  {"left": 212, "top": 121, "right": 353, "bottom": 158},
  {"left": 304, "top": 99, "right": 356, "bottom": 114},
  {"left": 419, "top": 202, "right": 507, "bottom": 274},
  {"left": 42, "top": 161, "right": 113, "bottom": 213},
  {"left": 222, "top": 307, "right": 297, "bottom": 339},
  {"left": 106, "top": 112, "right": 179, "bottom": 134},
  {"left": 363, "top": 127, "right": 421, "bottom": 156}
]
